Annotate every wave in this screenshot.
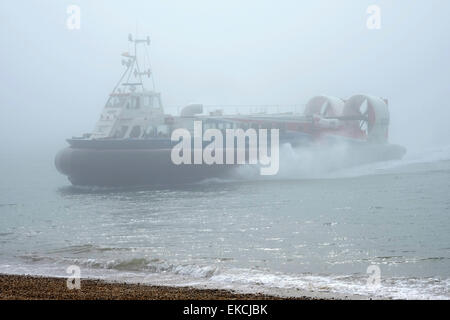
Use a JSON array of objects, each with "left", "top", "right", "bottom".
[
  {"left": 177, "top": 143, "right": 450, "bottom": 187},
  {"left": 4, "top": 254, "right": 449, "bottom": 300},
  {"left": 397, "top": 144, "right": 450, "bottom": 165},
  {"left": 327, "top": 144, "right": 450, "bottom": 179},
  {"left": 246, "top": 143, "right": 450, "bottom": 181}
]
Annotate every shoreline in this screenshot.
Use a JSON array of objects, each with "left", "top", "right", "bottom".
[{"left": 0, "top": 274, "right": 315, "bottom": 300}]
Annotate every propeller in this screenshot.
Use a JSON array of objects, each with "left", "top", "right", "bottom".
[
  {"left": 359, "top": 99, "right": 370, "bottom": 133},
  {"left": 320, "top": 101, "right": 329, "bottom": 116}
]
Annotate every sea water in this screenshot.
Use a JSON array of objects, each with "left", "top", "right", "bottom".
[{"left": 0, "top": 144, "right": 449, "bottom": 299}]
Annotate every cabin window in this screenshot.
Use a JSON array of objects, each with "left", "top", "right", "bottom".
[
  {"left": 130, "top": 97, "right": 140, "bottom": 109},
  {"left": 97, "top": 125, "right": 108, "bottom": 133},
  {"left": 114, "top": 126, "right": 129, "bottom": 138},
  {"left": 143, "top": 96, "right": 153, "bottom": 108},
  {"left": 145, "top": 126, "right": 156, "bottom": 137},
  {"left": 135, "top": 97, "right": 140, "bottom": 109},
  {"left": 106, "top": 97, "right": 119, "bottom": 108},
  {"left": 129, "top": 125, "right": 141, "bottom": 138},
  {"left": 157, "top": 125, "right": 169, "bottom": 137}
]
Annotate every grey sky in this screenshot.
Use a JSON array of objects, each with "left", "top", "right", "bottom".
[{"left": 1, "top": 0, "right": 449, "bottom": 152}]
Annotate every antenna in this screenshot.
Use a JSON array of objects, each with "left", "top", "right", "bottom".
[
  {"left": 133, "top": 36, "right": 151, "bottom": 45},
  {"left": 109, "top": 34, "right": 155, "bottom": 96}
]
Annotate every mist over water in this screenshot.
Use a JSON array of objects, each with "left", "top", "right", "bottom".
[{"left": 1, "top": 0, "right": 450, "bottom": 152}]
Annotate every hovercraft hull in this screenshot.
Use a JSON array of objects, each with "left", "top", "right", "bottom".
[{"left": 55, "top": 142, "right": 406, "bottom": 187}]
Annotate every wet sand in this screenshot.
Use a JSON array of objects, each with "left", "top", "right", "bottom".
[{"left": 0, "top": 274, "right": 310, "bottom": 300}]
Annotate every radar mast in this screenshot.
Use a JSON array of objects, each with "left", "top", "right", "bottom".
[{"left": 111, "top": 34, "right": 155, "bottom": 95}]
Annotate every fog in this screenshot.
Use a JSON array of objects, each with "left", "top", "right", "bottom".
[{"left": 1, "top": 0, "right": 449, "bottom": 154}]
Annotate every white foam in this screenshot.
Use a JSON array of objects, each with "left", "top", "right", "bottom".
[
  {"left": 1, "top": 257, "right": 448, "bottom": 300},
  {"left": 268, "top": 143, "right": 450, "bottom": 181}
]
